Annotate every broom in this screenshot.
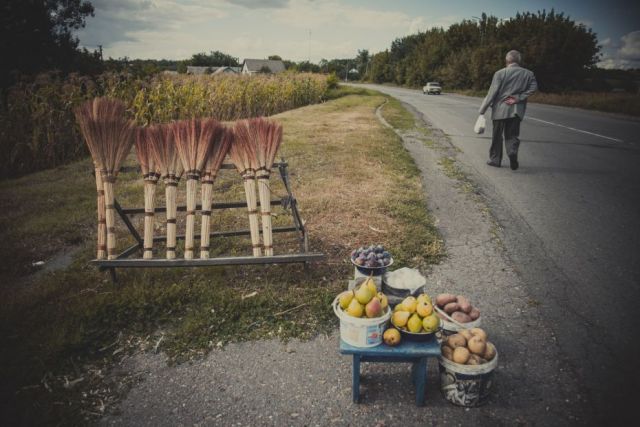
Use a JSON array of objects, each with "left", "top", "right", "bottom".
[
  {"left": 229, "top": 120, "right": 262, "bottom": 257},
  {"left": 200, "top": 126, "right": 231, "bottom": 259},
  {"left": 135, "top": 127, "right": 161, "bottom": 259},
  {"left": 173, "top": 118, "right": 216, "bottom": 259},
  {"left": 148, "top": 124, "right": 183, "bottom": 259},
  {"left": 253, "top": 118, "right": 283, "bottom": 256},
  {"left": 75, "top": 98, "right": 135, "bottom": 260}
]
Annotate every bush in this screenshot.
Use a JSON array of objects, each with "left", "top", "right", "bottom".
[{"left": 326, "top": 72, "right": 339, "bottom": 89}]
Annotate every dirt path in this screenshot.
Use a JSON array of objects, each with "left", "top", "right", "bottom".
[{"left": 102, "top": 102, "right": 587, "bottom": 426}]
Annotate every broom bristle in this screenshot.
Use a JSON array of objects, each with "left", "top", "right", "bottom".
[
  {"left": 173, "top": 118, "right": 217, "bottom": 178},
  {"left": 148, "top": 124, "right": 183, "bottom": 179},
  {"left": 229, "top": 120, "right": 258, "bottom": 173},
  {"left": 75, "top": 97, "right": 135, "bottom": 179},
  {"left": 203, "top": 126, "right": 233, "bottom": 179},
  {"left": 135, "top": 127, "right": 159, "bottom": 178}
]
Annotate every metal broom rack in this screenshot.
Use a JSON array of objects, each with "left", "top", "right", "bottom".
[{"left": 92, "top": 160, "right": 324, "bottom": 281}]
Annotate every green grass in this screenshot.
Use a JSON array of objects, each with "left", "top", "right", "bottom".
[{"left": 0, "top": 91, "right": 443, "bottom": 423}]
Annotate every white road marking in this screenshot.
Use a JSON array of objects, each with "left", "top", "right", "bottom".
[{"left": 525, "top": 117, "right": 624, "bottom": 143}]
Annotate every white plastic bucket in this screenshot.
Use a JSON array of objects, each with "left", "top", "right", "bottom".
[
  {"left": 332, "top": 297, "right": 391, "bottom": 348},
  {"left": 438, "top": 350, "right": 498, "bottom": 407}
]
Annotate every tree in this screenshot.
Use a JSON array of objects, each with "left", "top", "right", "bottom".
[
  {"left": 189, "top": 51, "right": 239, "bottom": 67},
  {"left": 0, "top": 0, "right": 96, "bottom": 88},
  {"left": 356, "top": 49, "right": 370, "bottom": 78},
  {"left": 268, "top": 55, "right": 282, "bottom": 60}
]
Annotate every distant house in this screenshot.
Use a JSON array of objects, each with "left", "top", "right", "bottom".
[
  {"left": 186, "top": 65, "right": 240, "bottom": 75},
  {"left": 242, "top": 59, "right": 286, "bottom": 75}
]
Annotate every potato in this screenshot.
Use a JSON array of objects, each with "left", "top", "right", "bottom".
[
  {"left": 483, "top": 342, "right": 496, "bottom": 361},
  {"left": 470, "top": 328, "right": 488, "bottom": 341},
  {"left": 468, "top": 335, "right": 487, "bottom": 355},
  {"left": 451, "top": 311, "right": 472, "bottom": 323},
  {"left": 457, "top": 295, "right": 472, "bottom": 313},
  {"left": 443, "top": 302, "right": 460, "bottom": 314},
  {"left": 459, "top": 329, "right": 473, "bottom": 341},
  {"left": 453, "top": 347, "right": 470, "bottom": 364},
  {"left": 441, "top": 345, "right": 453, "bottom": 361},
  {"left": 478, "top": 357, "right": 488, "bottom": 364},
  {"left": 467, "top": 354, "right": 481, "bottom": 365},
  {"left": 447, "top": 333, "right": 467, "bottom": 349},
  {"left": 469, "top": 307, "right": 481, "bottom": 321},
  {"left": 436, "top": 293, "right": 457, "bottom": 307}
]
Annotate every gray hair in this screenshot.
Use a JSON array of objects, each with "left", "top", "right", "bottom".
[{"left": 506, "top": 50, "right": 521, "bottom": 64}]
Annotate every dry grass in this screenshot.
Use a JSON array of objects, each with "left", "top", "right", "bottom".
[{"left": 0, "top": 89, "right": 442, "bottom": 423}]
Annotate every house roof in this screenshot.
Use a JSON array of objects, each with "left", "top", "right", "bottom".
[
  {"left": 186, "top": 65, "right": 241, "bottom": 75},
  {"left": 242, "top": 59, "right": 286, "bottom": 73}
]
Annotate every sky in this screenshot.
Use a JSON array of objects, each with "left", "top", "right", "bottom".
[{"left": 76, "top": 0, "right": 640, "bottom": 69}]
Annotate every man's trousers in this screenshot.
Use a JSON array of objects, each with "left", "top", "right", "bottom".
[{"left": 490, "top": 117, "right": 521, "bottom": 164}]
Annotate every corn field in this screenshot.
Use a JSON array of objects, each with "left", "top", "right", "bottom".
[{"left": 0, "top": 72, "right": 328, "bottom": 179}]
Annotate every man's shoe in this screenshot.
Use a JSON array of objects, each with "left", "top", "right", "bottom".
[
  {"left": 508, "top": 154, "right": 519, "bottom": 170},
  {"left": 487, "top": 161, "right": 501, "bottom": 167}
]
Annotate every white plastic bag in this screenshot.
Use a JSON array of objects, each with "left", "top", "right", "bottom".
[{"left": 474, "top": 114, "right": 486, "bottom": 134}]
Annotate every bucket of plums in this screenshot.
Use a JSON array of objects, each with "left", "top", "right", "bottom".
[{"left": 350, "top": 244, "right": 393, "bottom": 277}]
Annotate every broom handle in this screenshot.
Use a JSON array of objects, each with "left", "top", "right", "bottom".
[
  {"left": 102, "top": 179, "right": 117, "bottom": 260},
  {"left": 143, "top": 180, "right": 156, "bottom": 259},
  {"left": 257, "top": 172, "right": 273, "bottom": 256},
  {"left": 185, "top": 178, "right": 197, "bottom": 259},
  {"left": 200, "top": 178, "right": 213, "bottom": 259},
  {"left": 165, "top": 182, "right": 177, "bottom": 259},
  {"left": 243, "top": 171, "right": 262, "bottom": 257},
  {"left": 94, "top": 168, "right": 106, "bottom": 260}
]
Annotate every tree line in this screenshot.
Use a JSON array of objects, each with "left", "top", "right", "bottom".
[{"left": 366, "top": 11, "right": 603, "bottom": 92}]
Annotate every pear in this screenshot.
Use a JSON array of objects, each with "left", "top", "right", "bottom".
[
  {"left": 407, "top": 313, "right": 423, "bottom": 333},
  {"left": 401, "top": 296, "right": 417, "bottom": 314},
  {"left": 377, "top": 292, "right": 388, "bottom": 310},
  {"left": 364, "top": 277, "right": 378, "bottom": 295},
  {"left": 391, "top": 310, "right": 410, "bottom": 327},
  {"left": 416, "top": 293, "right": 432, "bottom": 305},
  {"left": 365, "top": 297, "right": 383, "bottom": 318},
  {"left": 422, "top": 313, "right": 440, "bottom": 333},
  {"left": 383, "top": 328, "right": 401, "bottom": 346},
  {"left": 346, "top": 298, "right": 364, "bottom": 318},
  {"left": 355, "top": 285, "right": 373, "bottom": 305},
  {"left": 416, "top": 301, "right": 433, "bottom": 317},
  {"left": 338, "top": 290, "right": 354, "bottom": 310}
]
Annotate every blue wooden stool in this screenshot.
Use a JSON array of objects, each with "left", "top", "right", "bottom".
[{"left": 339, "top": 338, "right": 441, "bottom": 406}]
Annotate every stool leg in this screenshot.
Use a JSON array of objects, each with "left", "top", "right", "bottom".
[
  {"left": 415, "top": 357, "right": 427, "bottom": 406},
  {"left": 352, "top": 355, "right": 361, "bottom": 403}
]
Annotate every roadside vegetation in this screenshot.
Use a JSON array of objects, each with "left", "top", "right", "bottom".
[
  {"left": 0, "top": 72, "right": 327, "bottom": 179},
  {"left": 452, "top": 89, "right": 640, "bottom": 117},
  {"left": 0, "top": 86, "right": 443, "bottom": 423}
]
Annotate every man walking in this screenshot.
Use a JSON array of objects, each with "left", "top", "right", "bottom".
[{"left": 479, "top": 50, "right": 537, "bottom": 170}]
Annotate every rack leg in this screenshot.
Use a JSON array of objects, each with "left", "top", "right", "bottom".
[{"left": 109, "top": 268, "right": 117, "bottom": 283}]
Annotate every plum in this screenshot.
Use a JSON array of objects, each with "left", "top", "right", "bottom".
[
  {"left": 382, "top": 251, "right": 390, "bottom": 258},
  {"left": 375, "top": 244, "right": 384, "bottom": 253}
]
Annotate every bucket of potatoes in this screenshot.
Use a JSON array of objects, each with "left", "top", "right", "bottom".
[{"left": 438, "top": 327, "right": 498, "bottom": 407}]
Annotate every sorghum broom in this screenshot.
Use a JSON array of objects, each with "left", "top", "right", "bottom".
[
  {"left": 200, "top": 125, "right": 231, "bottom": 259},
  {"left": 173, "top": 118, "right": 215, "bottom": 260},
  {"left": 135, "top": 127, "right": 161, "bottom": 259},
  {"left": 229, "top": 121, "right": 262, "bottom": 257},
  {"left": 253, "top": 118, "right": 283, "bottom": 256},
  {"left": 75, "top": 98, "right": 135, "bottom": 260},
  {"left": 148, "top": 124, "right": 183, "bottom": 259}
]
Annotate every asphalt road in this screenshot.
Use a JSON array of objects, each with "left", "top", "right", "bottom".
[{"left": 357, "top": 84, "right": 640, "bottom": 421}]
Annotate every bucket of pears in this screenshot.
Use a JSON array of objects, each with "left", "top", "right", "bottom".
[{"left": 333, "top": 277, "right": 392, "bottom": 347}]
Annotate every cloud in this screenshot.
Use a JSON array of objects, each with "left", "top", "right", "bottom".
[
  {"left": 224, "top": 0, "right": 289, "bottom": 8},
  {"left": 597, "top": 30, "right": 640, "bottom": 69}
]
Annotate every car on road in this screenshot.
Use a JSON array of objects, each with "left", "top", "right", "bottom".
[{"left": 423, "top": 82, "right": 442, "bottom": 95}]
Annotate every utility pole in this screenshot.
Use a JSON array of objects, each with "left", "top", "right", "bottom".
[
  {"left": 98, "top": 44, "right": 103, "bottom": 61},
  {"left": 345, "top": 61, "right": 348, "bottom": 82}
]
